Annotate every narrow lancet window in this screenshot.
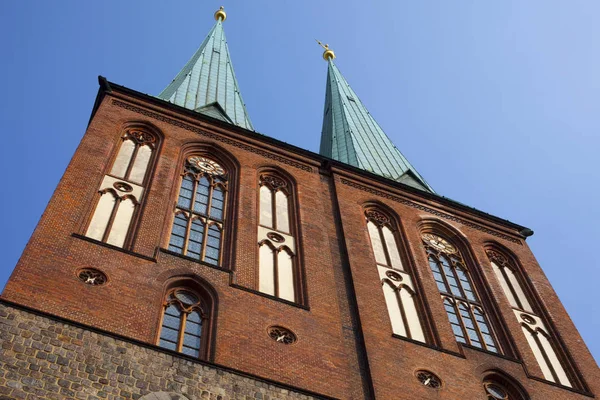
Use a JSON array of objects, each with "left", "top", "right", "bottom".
[
  {"left": 487, "top": 249, "right": 572, "bottom": 387},
  {"left": 86, "top": 127, "right": 158, "bottom": 248},
  {"left": 423, "top": 233, "right": 499, "bottom": 352},
  {"left": 168, "top": 156, "right": 227, "bottom": 266},
  {"left": 366, "top": 209, "right": 425, "bottom": 342},
  {"left": 158, "top": 287, "right": 210, "bottom": 359},
  {"left": 257, "top": 173, "right": 299, "bottom": 302}
]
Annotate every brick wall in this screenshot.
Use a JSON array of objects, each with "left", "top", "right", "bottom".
[{"left": 2, "top": 86, "right": 598, "bottom": 399}]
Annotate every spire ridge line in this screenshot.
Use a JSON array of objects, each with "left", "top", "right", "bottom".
[
  {"left": 319, "top": 60, "right": 433, "bottom": 192},
  {"left": 157, "top": 8, "right": 253, "bottom": 130}
]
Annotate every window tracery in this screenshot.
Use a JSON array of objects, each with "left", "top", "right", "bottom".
[
  {"left": 482, "top": 372, "right": 529, "bottom": 400},
  {"left": 158, "top": 287, "right": 209, "bottom": 358},
  {"left": 424, "top": 234, "right": 499, "bottom": 352},
  {"left": 366, "top": 208, "right": 425, "bottom": 342},
  {"left": 86, "top": 126, "right": 159, "bottom": 248},
  {"left": 168, "top": 156, "right": 227, "bottom": 266},
  {"left": 257, "top": 172, "right": 299, "bottom": 302},
  {"left": 486, "top": 248, "right": 572, "bottom": 387}
]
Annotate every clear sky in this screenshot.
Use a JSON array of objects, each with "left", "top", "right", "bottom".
[{"left": 1, "top": 1, "right": 598, "bottom": 364}]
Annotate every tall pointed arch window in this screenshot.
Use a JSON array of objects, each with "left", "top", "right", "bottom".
[
  {"left": 487, "top": 250, "right": 572, "bottom": 387},
  {"left": 257, "top": 173, "right": 299, "bottom": 302},
  {"left": 86, "top": 127, "right": 159, "bottom": 248},
  {"left": 423, "top": 234, "right": 499, "bottom": 353},
  {"left": 366, "top": 209, "right": 425, "bottom": 342},
  {"left": 158, "top": 286, "right": 212, "bottom": 359},
  {"left": 168, "top": 156, "right": 228, "bottom": 266}
]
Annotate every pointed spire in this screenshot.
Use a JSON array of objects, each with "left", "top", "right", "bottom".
[
  {"left": 158, "top": 7, "right": 254, "bottom": 130},
  {"left": 319, "top": 51, "right": 434, "bottom": 193}
]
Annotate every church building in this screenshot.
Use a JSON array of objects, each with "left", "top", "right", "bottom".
[{"left": 1, "top": 7, "right": 598, "bottom": 400}]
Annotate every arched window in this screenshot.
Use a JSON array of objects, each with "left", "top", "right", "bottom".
[
  {"left": 482, "top": 371, "right": 529, "bottom": 400},
  {"left": 158, "top": 286, "right": 212, "bottom": 359},
  {"left": 86, "top": 127, "right": 159, "bottom": 248},
  {"left": 257, "top": 172, "right": 299, "bottom": 302},
  {"left": 423, "top": 233, "right": 499, "bottom": 352},
  {"left": 168, "top": 156, "right": 228, "bottom": 266},
  {"left": 487, "top": 249, "right": 572, "bottom": 387},
  {"left": 366, "top": 208, "right": 425, "bottom": 342}
]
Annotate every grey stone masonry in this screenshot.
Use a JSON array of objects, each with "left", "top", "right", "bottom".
[{"left": 0, "top": 302, "right": 327, "bottom": 400}]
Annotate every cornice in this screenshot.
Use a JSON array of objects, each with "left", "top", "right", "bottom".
[
  {"left": 110, "top": 98, "right": 315, "bottom": 173},
  {"left": 337, "top": 176, "right": 523, "bottom": 245},
  {"left": 94, "top": 78, "right": 533, "bottom": 237}
]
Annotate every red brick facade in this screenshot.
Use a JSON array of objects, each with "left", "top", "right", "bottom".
[{"left": 2, "top": 82, "right": 598, "bottom": 399}]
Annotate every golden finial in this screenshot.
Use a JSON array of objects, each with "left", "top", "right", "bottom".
[
  {"left": 214, "top": 6, "right": 227, "bottom": 22},
  {"left": 316, "top": 40, "right": 335, "bottom": 61}
]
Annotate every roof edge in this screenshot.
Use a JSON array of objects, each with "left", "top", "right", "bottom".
[{"left": 96, "top": 78, "right": 532, "bottom": 236}]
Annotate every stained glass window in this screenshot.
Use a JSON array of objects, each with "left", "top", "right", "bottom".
[
  {"left": 169, "top": 156, "right": 227, "bottom": 266},
  {"left": 158, "top": 288, "right": 207, "bottom": 358},
  {"left": 423, "top": 234, "right": 499, "bottom": 353}
]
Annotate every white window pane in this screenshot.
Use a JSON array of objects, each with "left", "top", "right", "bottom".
[
  {"left": 275, "top": 191, "right": 289, "bottom": 233},
  {"left": 382, "top": 282, "right": 406, "bottom": 337},
  {"left": 259, "top": 186, "right": 272, "bottom": 228},
  {"left": 129, "top": 145, "right": 152, "bottom": 184},
  {"left": 86, "top": 192, "right": 117, "bottom": 241},
  {"left": 258, "top": 244, "right": 275, "bottom": 296},
  {"left": 522, "top": 326, "right": 554, "bottom": 382},
  {"left": 506, "top": 268, "right": 533, "bottom": 312},
  {"left": 367, "top": 221, "right": 386, "bottom": 265},
  {"left": 382, "top": 226, "right": 403, "bottom": 270},
  {"left": 401, "top": 289, "right": 425, "bottom": 342},
  {"left": 107, "top": 198, "right": 135, "bottom": 247},
  {"left": 277, "top": 251, "right": 295, "bottom": 302},
  {"left": 492, "top": 262, "right": 518, "bottom": 308},
  {"left": 538, "top": 330, "right": 571, "bottom": 387},
  {"left": 110, "top": 139, "right": 135, "bottom": 178}
]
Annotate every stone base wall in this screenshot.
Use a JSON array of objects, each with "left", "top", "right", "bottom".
[{"left": 0, "top": 303, "right": 327, "bottom": 400}]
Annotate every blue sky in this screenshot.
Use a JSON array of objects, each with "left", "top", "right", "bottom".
[{"left": 1, "top": 1, "right": 598, "bottom": 364}]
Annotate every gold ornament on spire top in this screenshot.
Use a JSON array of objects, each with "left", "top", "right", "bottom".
[
  {"left": 214, "top": 6, "right": 227, "bottom": 22},
  {"left": 316, "top": 40, "right": 335, "bottom": 61}
]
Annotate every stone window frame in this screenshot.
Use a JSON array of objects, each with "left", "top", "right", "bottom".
[
  {"left": 484, "top": 243, "right": 582, "bottom": 389},
  {"left": 82, "top": 122, "right": 163, "bottom": 250},
  {"left": 164, "top": 144, "right": 239, "bottom": 270},
  {"left": 418, "top": 220, "right": 514, "bottom": 358},
  {"left": 156, "top": 277, "right": 217, "bottom": 360},
  {"left": 256, "top": 167, "right": 305, "bottom": 304},
  {"left": 364, "top": 204, "right": 431, "bottom": 343}
]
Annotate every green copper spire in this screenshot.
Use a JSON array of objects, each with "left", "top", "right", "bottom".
[
  {"left": 158, "top": 7, "right": 254, "bottom": 130},
  {"left": 319, "top": 51, "right": 433, "bottom": 193}
]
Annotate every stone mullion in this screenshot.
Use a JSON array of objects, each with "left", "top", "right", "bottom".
[
  {"left": 455, "top": 301, "right": 477, "bottom": 347},
  {"left": 200, "top": 177, "right": 215, "bottom": 262},
  {"left": 377, "top": 224, "right": 392, "bottom": 268},
  {"left": 395, "top": 286, "right": 412, "bottom": 339},
  {"left": 449, "top": 261, "right": 468, "bottom": 301},
  {"left": 273, "top": 247, "right": 280, "bottom": 298},
  {"left": 101, "top": 195, "right": 122, "bottom": 243},
  {"left": 499, "top": 264, "right": 525, "bottom": 311},
  {"left": 123, "top": 142, "right": 140, "bottom": 182},
  {"left": 433, "top": 252, "right": 452, "bottom": 296},
  {"left": 271, "top": 188, "right": 278, "bottom": 230},
  {"left": 465, "top": 303, "right": 486, "bottom": 350},
  {"left": 176, "top": 310, "right": 189, "bottom": 353},
  {"left": 533, "top": 328, "right": 561, "bottom": 383}
]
